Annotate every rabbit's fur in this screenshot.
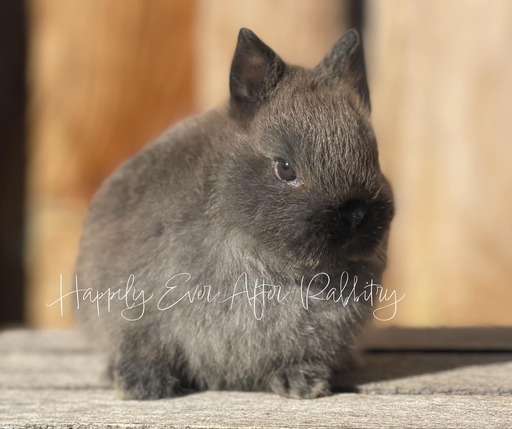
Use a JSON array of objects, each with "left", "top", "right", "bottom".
[{"left": 75, "top": 28, "right": 394, "bottom": 399}]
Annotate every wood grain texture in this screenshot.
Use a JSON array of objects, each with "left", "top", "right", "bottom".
[
  {"left": 1, "top": 329, "right": 511, "bottom": 428},
  {"left": 26, "top": 0, "right": 197, "bottom": 328},
  {"left": 359, "top": 326, "right": 512, "bottom": 351},
  {"left": 366, "top": 0, "right": 512, "bottom": 325}
]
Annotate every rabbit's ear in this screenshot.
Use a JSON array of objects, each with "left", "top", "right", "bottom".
[
  {"left": 229, "top": 28, "right": 285, "bottom": 111},
  {"left": 315, "top": 29, "right": 370, "bottom": 112}
]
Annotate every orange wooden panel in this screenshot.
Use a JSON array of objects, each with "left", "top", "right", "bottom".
[{"left": 27, "top": 0, "right": 197, "bottom": 327}]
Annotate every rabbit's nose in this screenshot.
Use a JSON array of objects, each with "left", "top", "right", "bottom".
[
  {"left": 341, "top": 199, "right": 368, "bottom": 232},
  {"left": 323, "top": 199, "right": 370, "bottom": 244},
  {"left": 349, "top": 207, "right": 366, "bottom": 228}
]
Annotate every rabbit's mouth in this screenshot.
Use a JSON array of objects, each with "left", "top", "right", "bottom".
[
  {"left": 339, "top": 229, "right": 390, "bottom": 261},
  {"left": 328, "top": 218, "right": 390, "bottom": 256},
  {"left": 287, "top": 225, "right": 390, "bottom": 274}
]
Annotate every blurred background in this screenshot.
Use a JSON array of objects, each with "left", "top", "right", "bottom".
[{"left": 1, "top": 0, "right": 511, "bottom": 329}]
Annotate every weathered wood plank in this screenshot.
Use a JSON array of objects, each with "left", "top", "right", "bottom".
[
  {"left": 1, "top": 390, "right": 511, "bottom": 429},
  {"left": 2, "top": 351, "right": 512, "bottom": 396},
  {"left": 359, "top": 327, "right": 512, "bottom": 351},
  {"left": 4, "top": 328, "right": 511, "bottom": 353},
  {"left": 1, "top": 329, "right": 512, "bottom": 428},
  {"left": 0, "top": 329, "right": 89, "bottom": 353},
  {"left": 347, "top": 354, "right": 512, "bottom": 395}
]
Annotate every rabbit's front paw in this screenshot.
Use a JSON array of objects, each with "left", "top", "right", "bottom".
[
  {"left": 269, "top": 365, "right": 331, "bottom": 399},
  {"left": 112, "top": 355, "right": 185, "bottom": 400}
]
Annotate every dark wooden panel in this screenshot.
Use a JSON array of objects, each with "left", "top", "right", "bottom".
[{"left": 0, "top": 0, "right": 26, "bottom": 327}]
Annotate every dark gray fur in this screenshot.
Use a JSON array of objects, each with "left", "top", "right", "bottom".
[{"left": 75, "top": 28, "right": 394, "bottom": 400}]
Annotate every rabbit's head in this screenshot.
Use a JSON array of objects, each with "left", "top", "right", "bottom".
[{"left": 217, "top": 29, "right": 394, "bottom": 272}]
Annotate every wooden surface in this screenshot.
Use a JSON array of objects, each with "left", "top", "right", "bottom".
[
  {"left": 26, "top": 0, "right": 197, "bottom": 328},
  {"left": 1, "top": 328, "right": 511, "bottom": 428},
  {"left": 24, "top": 0, "right": 512, "bottom": 330},
  {"left": 366, "top": 0, "right": 512, "bottom": 326}
]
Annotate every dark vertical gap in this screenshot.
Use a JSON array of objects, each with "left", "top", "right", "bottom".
[
  {"left": 0, "top": 0, "right": 27, "bottom": 327},
  {"left": 345, "top": 0, "right": 365, "bottom": 33}
]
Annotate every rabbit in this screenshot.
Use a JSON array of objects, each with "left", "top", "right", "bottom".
[{"left": 74, "top": 28, "right": 394, "bottom": 400}]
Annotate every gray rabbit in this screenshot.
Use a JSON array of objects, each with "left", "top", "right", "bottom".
[{"left": 75, "top": 28, "right": 394, "bottom": 400}]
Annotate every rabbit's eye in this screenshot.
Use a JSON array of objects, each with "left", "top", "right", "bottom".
[{"left": 274, "top": 159, "right": 300, "bottom": 185}]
